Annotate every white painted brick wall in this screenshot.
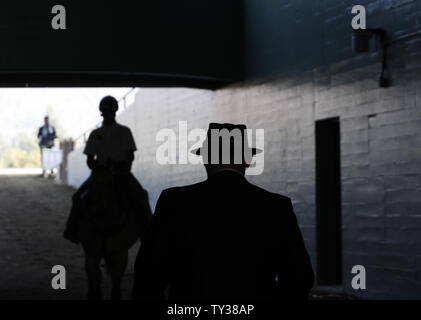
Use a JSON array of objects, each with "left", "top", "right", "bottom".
[{"left": 67, "top": 55, "right": 421, "bottom": 299}]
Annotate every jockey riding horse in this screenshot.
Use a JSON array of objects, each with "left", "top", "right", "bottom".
[{"left": 64, "top": 96, "right": 152, "bottom": 300}]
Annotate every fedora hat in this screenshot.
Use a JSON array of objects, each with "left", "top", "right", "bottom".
[{"left": 191, "top": 123, "right": 262, "bottom": 164}]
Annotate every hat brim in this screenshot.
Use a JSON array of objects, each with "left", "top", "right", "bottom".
[{"left": 191, "top": 147, "right": 262, "bottom": 156}]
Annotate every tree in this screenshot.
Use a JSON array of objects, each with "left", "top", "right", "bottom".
[
  {"left": 46, "top": 105, "right": 68, "bottom": 140},
  {"left": 0, "top": 132, "right": 41, "bottom": 168},
  {"left": 13, "top": 132, "right": 39, "bottom": 152}
]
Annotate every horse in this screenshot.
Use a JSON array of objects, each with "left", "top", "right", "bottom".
[{"left": 67, "top": 165, "right": 152, "bottom": 300}]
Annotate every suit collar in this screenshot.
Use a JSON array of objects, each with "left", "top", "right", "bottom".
[
  {"left": 210, "top": 167, "right": 243, "bottom": 176},
  {"left": 207, "top": 168, "right": 247, "bottom": 183}
]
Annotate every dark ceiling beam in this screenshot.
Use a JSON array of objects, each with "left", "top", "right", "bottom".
[
  {"left": 0, "top": 1, "right": 244, "bottom": 89},
  {"left": 0, "top": 72, "right": 230, "bottom": 90}
]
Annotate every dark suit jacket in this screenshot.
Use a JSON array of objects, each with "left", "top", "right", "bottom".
[
  {"left": 133, "top": 170, "right": 314, "bottom": 300},
  {"left": 37, "top": 125, "right": 56, "bottom": 148}
]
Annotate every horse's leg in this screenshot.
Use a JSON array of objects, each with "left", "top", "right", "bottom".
[
  {"left": 105, "top": 250, "right": 129, "bottom": 300},
  {"left": 82, "top": 236, "right": 105, "bottom": 300},
  {"left": 85, "top": 255, "right": 102, "bottom": 300}
]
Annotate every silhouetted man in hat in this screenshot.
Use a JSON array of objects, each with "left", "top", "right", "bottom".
[{"left": 133, "top": 123, "right": 314, "bottom": 300}]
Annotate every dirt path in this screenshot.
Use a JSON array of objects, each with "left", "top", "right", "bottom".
[{"left": 0, "top": 175, "right": 139, "bottom": 300}]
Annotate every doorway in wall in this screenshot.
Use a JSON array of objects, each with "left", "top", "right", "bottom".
[{"left": 315, "top": 117, "right": 342, "bottom": 285}]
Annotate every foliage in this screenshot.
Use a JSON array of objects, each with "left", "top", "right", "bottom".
[
  {"left": 46, "top": 105, "right": 68, "bottom": 139},
  {"left": 0, "top": 133, "right": 41, "bottom": 168},
  {"left": 0, "top": 106, "right": 66, "bottom": 168}
]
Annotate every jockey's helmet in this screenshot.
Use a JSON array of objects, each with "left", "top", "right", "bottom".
[{"left": 99, "top": 96, "right": 119, "bottom": 113}]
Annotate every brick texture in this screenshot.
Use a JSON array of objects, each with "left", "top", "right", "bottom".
[
  {"left": 67, "top": 0, "right": 421, "bottom": 299},
  {"left": 110, "top": 52, "right": 421, "bottom": 299}
]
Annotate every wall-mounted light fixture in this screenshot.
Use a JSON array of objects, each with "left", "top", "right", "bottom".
[{"left": 352, "top": 28, "right": 389, "bottom": 88}]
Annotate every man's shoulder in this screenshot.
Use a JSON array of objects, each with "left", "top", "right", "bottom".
[
  {"left": 87, "top": 128, "right": 101, "bottom": 140},
  {"left": 91, "top": 123, "right": 131, "bottom": 133},
  {"left": 160, "top": 179, "right": 291, "bottom": 204},
  {"left": 154, "top": 181, "right": 206, "bottom": 214},
  {"left": 245, "top": 183, "right": 295, "bottom": 224},
  {"left": 114, "top": 123, "right": 132, "bottom": 132},
  {"left": 90, "top": 127, "right": 101, "bottom": 134},
  {"left": 247, "top": 181, "right": 291, "bottom": 204},
  {"left": 111, "top": 123, "right": 134, "bottom": 140},
  {"left": 161, "top": 180, "right": 207, "bottom": 197}
]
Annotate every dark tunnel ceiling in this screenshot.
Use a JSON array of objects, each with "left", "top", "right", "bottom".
[{"left": 0, "top": 1, "right": 244, "bottom": 89}]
